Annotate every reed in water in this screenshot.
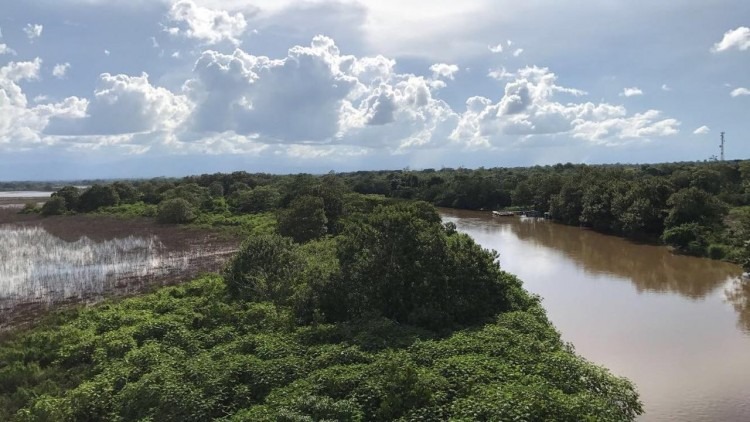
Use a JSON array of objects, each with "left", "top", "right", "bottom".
[{"left": 0, "top": 226, "right": 196, "bottom": 309}]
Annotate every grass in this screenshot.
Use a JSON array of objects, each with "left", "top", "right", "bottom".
[
  {"left": 191, "top": 212, "right": 277, "bottom": 237},
  {"left": 95, "top": 202, "right": 158, "bottom": 218},
  {"left": 93, "top": 202, "right": 276, "bottom": 238}
]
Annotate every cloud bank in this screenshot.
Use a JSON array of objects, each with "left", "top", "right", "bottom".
[{"left": 0, "top": 34, "right": 682, "bottom": 160}]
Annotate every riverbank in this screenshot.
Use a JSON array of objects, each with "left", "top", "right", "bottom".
[{"left": 486, "top": 205, "right": 748, "bottom": 267}]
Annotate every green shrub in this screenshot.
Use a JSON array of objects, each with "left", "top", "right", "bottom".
[
  {"left": 661, "top": 223, "right": 708, "bottom": 255},
  {"left": 97, "top": 202, "right": 158, "bottom": 218},
  {"left": 223, "top": 235, "right": 303, "bottom": 303},
  {"left": 0, "top": 271, "right": 643, "bottom": 422},
  {"left": 233, "top": 186, "right": 281, "bottom": 214},
  {"left": 277, "top": 195, "right": 328, "bottom": 243},
  {"left": 191, "top": 212, "right": 276, "bottom": 237},
  {"left": 157, "top": 198, "right": 196, "bottom": 224},
  {"left": 51, "top": 186, "right": 80, "bottom": 211},
  {"left": 19, "top": 202, "right": 40, "bottom": 214},
  {"left": 78, "top": 184, "right": 120, "bottom": 212},
  {"left": 707, "top": 244, "right": 729, "bottom": 260},
  {"left": 40, "top": 196, "right": 67, "bottom": 216}
]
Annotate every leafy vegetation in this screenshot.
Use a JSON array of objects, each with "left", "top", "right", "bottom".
[
  {"left": 191, "top": 213, "right": 277, "bottom": 238},
  {"left": 40, "top": 196, "right": 68, "bottom": 216},
  {"left": 0, "top": 200, "right": 643, "bottom": 421},
  {"left": 157, "top": 198, "right": 197, "bottom": 224},
  {"left": 37, "top": 160, "right": 750, "bottom": 267},
  {"left": 15, "top": 160, "right": 745, "bottom": 419},
  {"left": 337, "top": 160, "right": 750, "bottom": 265},
  {"left": 19, "top": 202, "right": 41, "bottom": 215}
]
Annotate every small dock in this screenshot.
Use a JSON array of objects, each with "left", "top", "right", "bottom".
[{"left": 492, "top": 210, "right": 542, "bottom": 218}]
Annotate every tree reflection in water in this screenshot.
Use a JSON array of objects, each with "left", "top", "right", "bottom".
[
  {"left": 506, "top": 217, "right": 740, "bottom": 298},
  {"left": 441, "top": 209, "right": 748, "bottom": 335},
  {"left": 725, "top": 278, "right": 750, "bottom": 333}
]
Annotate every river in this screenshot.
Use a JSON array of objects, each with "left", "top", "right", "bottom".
[{"left": 441, "top": 209, "right": 750, "bottom": 422}]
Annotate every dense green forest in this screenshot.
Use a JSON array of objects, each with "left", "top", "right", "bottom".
[
  {"left": 27, "top": 159, "right": 750, "bottom": 269},
  {"left": 0, "top": 198, "right": 642, "bottom": 420},
  {"left": 7, "top": 159, "right": 746, "bottom": 420},
  {"left": 337, "top": 160, "right": 750, "bottom": 267}
]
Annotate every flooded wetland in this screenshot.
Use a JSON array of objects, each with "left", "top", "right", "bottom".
[{"left": 0, "top": 204, "right": 238, "bottom": 329}]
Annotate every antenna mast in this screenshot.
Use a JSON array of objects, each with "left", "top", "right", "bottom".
[{"left": 720, "top": 132, "right": 725, "bottom": 161}]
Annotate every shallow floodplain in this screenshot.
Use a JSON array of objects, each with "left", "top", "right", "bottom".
[
  {"left": 0, "top": 226, "right": 190, "bottom": 307},
  {"left": 0, "top": 209, "right": 238, "bottom": 328}
]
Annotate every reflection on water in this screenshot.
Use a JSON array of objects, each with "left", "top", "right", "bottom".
[
  {"left": 725, "top": 278, "right": 750, "bottom": 334},
  {"left": 440, "top": 209, "right": 750, "bottom": 422},
  {"left": 0, "top": 225, "right": 193, "bottom": 311},
  {"left": 507, "top": 217, "right": 739, "bottom": 299}
]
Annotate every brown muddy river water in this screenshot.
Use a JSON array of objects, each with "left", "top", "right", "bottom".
[{"left": 441, "top": 209, "right": 750, "bottom": 422}]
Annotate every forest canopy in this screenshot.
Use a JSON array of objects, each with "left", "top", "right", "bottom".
[{"left": 0, "top": 198, "right": 642, "bottom": 421}]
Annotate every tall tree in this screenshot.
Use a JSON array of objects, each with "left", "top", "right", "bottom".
[{"left": 277, "top": 195, "right": 328, "bottom": 243}]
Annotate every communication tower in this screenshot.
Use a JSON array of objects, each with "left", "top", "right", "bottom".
[{"left": 720, "top": 132, "right": 725, "bottom": 161}]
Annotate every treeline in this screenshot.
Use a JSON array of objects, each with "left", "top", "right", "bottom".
[
  {"left": 337, "top": 160, "right": 750, "bottom": 268},
  {"left": 36, "top": 161, "right": 750, "bottom": 268},
  {"left": 33, "top": 172, "right": 353, "bottom": 240},
  {"left": 0, "top": 200, "right": 642, "bottom": 421}
]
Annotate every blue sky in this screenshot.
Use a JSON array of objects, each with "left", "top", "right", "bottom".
[{"left": 0, "top": 0, "right": 748, "bottom": 180}]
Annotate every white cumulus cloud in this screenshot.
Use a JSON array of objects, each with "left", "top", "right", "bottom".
[
  {"left": 23, "top": 24, "right": 43, "bottom": 41},
  {"left": 166, "top": 0, "right": 248, "bottom": 45},
  {"left": 693, "top": 125, "right": 710, "bottom": 135},
  {"left": 81, "top": 72, "right": 191, "bottom": 135},
  {"left": 430, "top": 63, "right": 459, "bottom": 80},
  {"left": 712, "top": 27, "right": 750, "bottom": 52},
  {"left": 184, "top": 36, "right": 458, "bottom": 152},
  {"left": 730, "top": 87, "right": 750, "bottom": 97},
  {"left": 0, "top": 44, "right": 16, "bottom": 56},
  {"left": 488, "top": 67, "right": 514, "bottom": 81},
  {"left": 0, "top": 58, "right": 88, "bottom": 150},
  {"left": 620, "top": 87, "right": 643, "bottom": 97},
  {"left": 0, "top": 34, "right": 682, "bottom": 158},
  {"left": 52, "top": 63, "right": 71, "bottom": 79},
  {"left": 451, "top": 66, "right": 677, "bottom": 147},
  {"left": 488, "top": 43, "right": 504, "bottom": 53}
]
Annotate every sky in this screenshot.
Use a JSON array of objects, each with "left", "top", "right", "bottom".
[{"left": 0, "top": 0, "right": 748, "bottom": 180}]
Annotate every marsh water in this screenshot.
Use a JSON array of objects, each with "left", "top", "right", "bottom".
[
  {"left": 0, "top": 225, "right": 191, "bottom": 310},
  {"left": 0, "top": 208, "right": 238, "bottom": 327},
  {"left": 441, "top": 209, "right": 750, "bottom": 422}
]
